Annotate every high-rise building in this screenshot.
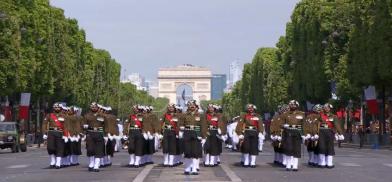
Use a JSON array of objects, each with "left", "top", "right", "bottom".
[
  {"left": 121, "top": 73, "right": 147, "bottom": 91},
  {"left": 145, "top": 80, "right": 159, "bottom": 98},
  {"left": 226, "top": 61, "right": 243, "bottom": 92},
  {"left": 229, "top": 61, "right": 242, "bottom": 85},
  {"left": 211, "top": 74, "right": 227, "bottom": 100}
]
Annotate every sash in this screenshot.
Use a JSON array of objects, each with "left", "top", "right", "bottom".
[
  {"left": 165, "top": 114, "right": 177, "bottom": 130},
  {"left": 320, "top": 112, "right": 334, "bottom": 129},
  {"left": 246, "top": 114, "right": 259, "bottom": 129},
  {"left": 207, "top": 114, "right": 218, "bottom": 127},
  {"left": 50, "top": 113, "right": 69, "bottom": 136},
  {"left": 131, "top": 114, "right": 142, "bottom": 128}
]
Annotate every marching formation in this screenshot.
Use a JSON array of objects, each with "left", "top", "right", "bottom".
[{"left": 42, "top": 100, "right": 344, "bottom": 174}]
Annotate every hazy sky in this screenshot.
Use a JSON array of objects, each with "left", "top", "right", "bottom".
[{"left": 50, "top": 0, "right": 299, "bottom": 80}]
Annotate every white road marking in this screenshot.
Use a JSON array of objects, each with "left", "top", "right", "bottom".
[
  {"left": 220, "top": 164, "right": 242, "bottom": 182},
  {"left": 340, "top": 163, "right": 361, "bottom": 167},
  {"left": 6, "top": 164, "right": 30, "bottom": 169},
  {"left": 383, "top": 163, "right": 392, "bottom": 168},
  {"left": 133, "top": 164, "right": 156, "bottom": 182}
]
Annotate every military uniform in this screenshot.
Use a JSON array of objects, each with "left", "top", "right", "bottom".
[
  {"left": 143, "top": 110, "right": 157, "bottom": 165},
  {"left": 179, "top": 107, "right": 207, "bottom": 175},
  {"left": 270, "top": 113, "right": 285, "bottom": 165},
  {"left": 318, "top": 109, "right": 343, "bottom": 168},
  {"left": 161, "top": 111, "right": 179, "bottom": 166},
  {"left": 103, "top": 111, "right": 118, "bottom": 167},
  {"left": 124, "top": 111, "right": 145, "bottom": 167},
  {"left": 66, "top": 112, "right": 83, "bottom": 166},
  {"left": 304, "top": 112, "right": 321, "bottom": 166},
  {"left": 84, "top": 110, "right": 106, "bottom": 172},
  {"left": 204, "top": 111, "right": 226, "bottom": 167},
  {"left": 281, "top": 109, "right": 305, "bottom": 171},
  {"left": 235, "top": 108, "right": 264, "bottom": 167},
  {"left": 42, "top": 110, "right": 67, "bottom": 169}
]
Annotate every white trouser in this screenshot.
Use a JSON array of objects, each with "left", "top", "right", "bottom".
[
  {"left": 94, "top": 158, "right": 100, "bottom": 169},
  {"left": 319, "top": 155, "right": 326, "bottom": 166},
  {"left": 50, "top": 155, "right": 56, "bottom": 166},
  {"left": 204, "top": 154, "right": 210, "bottom": 165},
  {"left": 184, "top": 158, "right": 192, "bottom": 172},
  {"left": 327, "top": 155, "right": 334, "bottom": 167},
  {"left": 292, "top": 157, "right": 299, "bottom": 169},
  {"left": 250, "top": 155, "right": 256, "bottom": 166},
  {"left": 286, "top": 156, "right": 293, "bottom": 169},
  {"left": 135, "top": 156, "right": 141, "bottom": 166},
  {"left": 163, "top": 154, "right": 169, "bottom": 165},
  {"left": 169, "top": 155, "right": 175, "bottom": 166},
  {"left": 129, "top": 154, "right": 135, "bottom": 165},
  {"left": 89, "top": 157, "right": 94, "bottom": 168},
  {"left": 243, "top": 154, "right": 250, "bottom": 166},
  {"left": 209, "top": 156, "right": 216, "bottom": 165},
  {"left": 55, "top": 157, "right": 61, "bottom": 167}
]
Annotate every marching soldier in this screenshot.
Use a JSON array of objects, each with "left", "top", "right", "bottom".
[
  {"left": 270, "top": 105, "right": 286, "bottom": 166},
  {"left": 103, "top": 106, "right": 118, "bottom": 167},
  {"left": 83, "top": 102, "right": 106, "bottom": 172},
  {"left": 235, "top": 104, "right": 264, "bottom": 168},
  {"left": 123, "top": 105, "right": 146, "bottom": 168},
  {"left": 304, "top": 104, "right": 322, "bottom": 166},
  {"left": 174, "top": 105, "right": 184, "bottom": 166},
  {"left": 66, "top": 106, "right": 83, "bottom": 166},
  {"left": 160, "top": 104, "right": 179, "bottom": 167},
  {"left": 143, "top": 106, "right": 157, "bottom": 165},
  {"left": 318, "top": 103, "right": 344, "bottom": 168},
  {"left": 178, "top": 100, "right": 207, "bottom": 175},
  {"left": 42, "top": 103, "right": 68, "bottom": 169},
  {"left": 215, "top": 105, "right": 227, "bottom": 165},
  {"left": 203, "top": 104, "right": 227, "bottom": 167},
  {"left": 281, "top": 100, "right": 305, "bottom": 171},
  {"left": 61, "top": 106, "right": 72, "bottom": 168}
]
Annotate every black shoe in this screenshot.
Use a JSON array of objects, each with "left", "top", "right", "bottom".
[
  {"left": 293, "top": 169, "right": 298, "bottom": 172},
  {"left": 55, "top": 166, "right": 61, "bottom": 169},
  {"left": 217, "top": 161, "right": 221, "bottom": 165},
  {"left": 197, "top": 168, "right": 200, "bottom": 171},
  {"left": 191, "top": 172, "right": 199, "bottom": 175},
  {"left": 318, "top": 165, "right": 326, "bottom": 168},
  {"left": 204, "top": 164, "right": 209, "bottom": 167},
  {"left": 134, "top": 165, "right": 140, "bottom": 168},
  {"left": 250, "top": 165, "right": 256, "bottom": 168},
  {"left": 168, "top": 165, "right": 174, "bottom": 168},
  {"left": 107, "top": 163, "right": 112, "bottom": 167},
  {"left": 127, "top": 164, "right": 134, "bottom": 168},
  {"left": 240, "top": 161, "right": 244, "bottom": 165},
  {"left": 49, "top": 165, "right": 55, "bottom": 169},
  {"left": 93, "top": 169, "right": 100, "bottom": 172},
  {"left": 88, "top": 167, "right": 93, "bottom": 171},
  {"left": 286, "top": 168, "right": 291, "bottom": 171},
  {"left": 179, "top": 162, "right": 183, "bottom": 165},
  {"left": 242, "top": 164, "right": 249, "bottom": 168},
  {"left": 184, "top": 171, "right": 190, "bottom": 175},
  {"left": 327, "top": 165, "right": 335, "bottom": 169}
]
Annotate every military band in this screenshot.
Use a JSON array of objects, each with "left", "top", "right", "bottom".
[{"left": 40, "top": 99, "right": 345, "bottom": 174}]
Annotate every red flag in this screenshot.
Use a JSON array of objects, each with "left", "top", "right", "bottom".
[
  {"left": 364, "top": 86, "right": 379, "bottom": 114},
  {"left": 19, "top": 93, "right": 31, "bottom": 120}
]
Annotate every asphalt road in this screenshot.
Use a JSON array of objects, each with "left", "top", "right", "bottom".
[{"left": 1, "top": 142, "right": 391, "bottom": 182}]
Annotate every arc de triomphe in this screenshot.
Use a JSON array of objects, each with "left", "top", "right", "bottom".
[{"left": 158, "top": 64, "right": 212, "bottom": 107}]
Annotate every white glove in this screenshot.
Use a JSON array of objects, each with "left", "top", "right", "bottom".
[
  {"left": 81, "top": 134, "right": 86, "bottom": 141},
  {"left": 301, "top": 136, "right": 306, "bottom": 143},
  {"left": 239, "top": 135, "right": 244, "bottom": 140},
  {"left": 232, "top": 133, "right": 239, "bottom": 144},
  {"left": 339, "top": 135, "right": 345, "bottom": 141},
  {"left": 83, "top": 124, "right": 89, "bottom": 129},
  {"left": 70, "top": 136, "right": 75, "bottom": 142},
  {"left": 306, "top": 134, "right": 311, "bottom": 140},
  {"left": 221, "top": 134, "right": 228, "bottom": 142},
  {"left": 179, "top": 126, "right": 185, "bottom": 130},
  {"left": 314, "top": 134, "right": 319, "bottom": 140},
  {"left": 179, "top": 131, "right": 184, "bottom": 139},
  {"left": 277, "top": 136, "right": 282, "bottom": 141},
  {"left": 218, "top": 128, "right": 222, "bottom": 135},
  {"left": 335, "top": 134, "right": 339, "bottom": 141},
  {"left": 283, "top": 124, "right": 289, "bottom": 128},
  {"left": 62, "top": 136, "right": 69, "bottom": 143},
  {"left": 197, "top": 136, "right": 202, "bottom": 141},
  {"left": 43, "top": 134, "right": 48, "bottom": 140},
  {"left": 123, "top": 136, "right": 128, "bottom": 140},
  {"left": 258, "top": 133, "right": 265, "bottom": 141},
  {"left": 148, "top": 133, "right": 154, "bottom": 140},
  {"left": 104, "top": 137, "right": 108, "bottom": 143},
  {"left": 201, "top": 139, "right": 206, "bottom": 146},
  {"left": 108, "top": 134, "right": 114, "bottom": 141},
  {"left": 143, "top": 133, "right": 148, "bottom": 140}
]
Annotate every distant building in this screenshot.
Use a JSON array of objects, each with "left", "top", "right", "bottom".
[
  {"left": 158, "top": 64, "right": 212, "bottom": 107},
  {"left": 226, "top": 61, "right": 243, "bottom": 92},
  {"left": 211, "top": 74, "right": 227, "bottom": 100},
  {"left": 146, "top": 80, "right": 159, "bottom": 98},
  {"left": 121, "top": 73, "right": 147, "bottom": 91}
]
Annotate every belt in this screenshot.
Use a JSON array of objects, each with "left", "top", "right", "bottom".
[
  {"left": 245, "top": 126, "right": 257, "bottom": 130},
  {"left": 49, "top": 127, "right": 63, "bottom": 131},
  {"left": 320, "top": 124, "right": 330, "bottom": 129},
  {"left": 88, "top": 127, "right": 103, "bottom": 131},
  {"left": 287, "top": 125, "right": 302, "bottom": 129},
  {"left": 129, "top": 127, "right": 141, "bottom": 130},
  {"left": 208, "top": 125, "right": 218, "bottom": 130},
  {"left": 164, "top": 125, "right": 175, "bottom": 130},
  {"left": 185, "top": 125, "right": 200, "bottom": 130}
]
